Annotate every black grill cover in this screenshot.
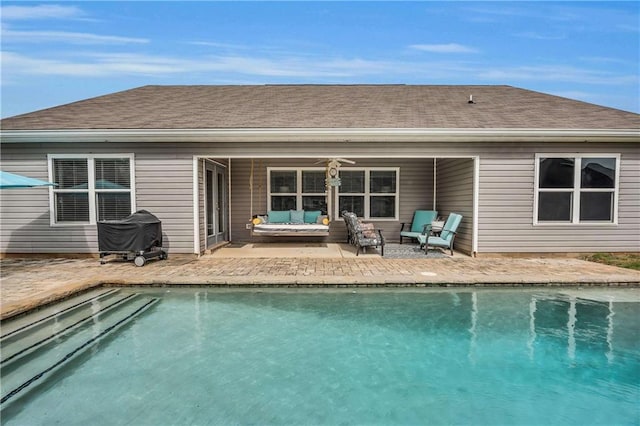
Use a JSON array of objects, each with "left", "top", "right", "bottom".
[{"left": 98, "top": 210, "right": 162, "bottom": 252}]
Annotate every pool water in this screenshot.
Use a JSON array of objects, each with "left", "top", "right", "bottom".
[{"left": 2, "top": 288, "right": 639, "bottom": 425}]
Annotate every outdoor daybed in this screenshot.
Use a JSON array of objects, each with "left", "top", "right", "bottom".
[{"left": 251, "top": 210, "right": 330, "bottom": 237}]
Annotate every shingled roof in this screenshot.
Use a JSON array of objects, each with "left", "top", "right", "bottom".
[{"left": 2, "top": 85, "right": 639, "bottom": 130}]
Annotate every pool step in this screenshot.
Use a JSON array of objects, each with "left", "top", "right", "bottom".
[
  {"left": 0, "top": 290, "right": 133, "bottom": 362},
  {"left": 0, "top": 288, "right": 122, "bottom": 339},
  {"left": 0, "top": 292, "right": 159, "bottom": 405}
]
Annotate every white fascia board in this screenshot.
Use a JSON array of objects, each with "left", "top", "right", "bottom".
[{"left": 1, "top": 128, "right": 638, "bottom": 143}]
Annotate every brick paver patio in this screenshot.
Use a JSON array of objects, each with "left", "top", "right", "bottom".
[{"left": 2, "top": 253, "right": 639, "bottom": 320}]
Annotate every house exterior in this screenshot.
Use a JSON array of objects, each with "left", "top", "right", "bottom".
[{"left": 1, "top": 84, "right": 638, "bottom": 257}]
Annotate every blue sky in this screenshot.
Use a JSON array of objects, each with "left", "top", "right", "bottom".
[{"left": 1, "top": 1, "right": 638, "bottom": 118}]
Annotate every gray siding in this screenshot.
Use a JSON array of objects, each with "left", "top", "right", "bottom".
[
  {"left": 1, "top": 139, "right": 637, "bottom": 255},
  {"left": 435, "top": 158, "right": 475, "bottom": 255},
  {"left": 1, "top": 142, "right": 196, "bottom": 254},
  {"left": 477, "top": 143, "right": 639, "bottom": 253}
]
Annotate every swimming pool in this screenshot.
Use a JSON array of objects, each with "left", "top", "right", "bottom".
[{"left": 2, "top": 288, "right": 639, "bottom": 425}]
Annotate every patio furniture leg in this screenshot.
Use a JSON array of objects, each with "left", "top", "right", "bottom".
[{"left": 449, "top": 234, "right": 457, "bottom": 256}]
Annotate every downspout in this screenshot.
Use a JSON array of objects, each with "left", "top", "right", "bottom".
[
  {"left": 433, "top": 158, "right": 437, "bottom": 210},
  {"left": 228, "top": 158, "right": 232, "bottom": 242},
  {"left": 472, "top": 156, "right": 480, "bottom": 257},
  {"left": 192, "top": 156, "right": 200, "bottom": 256},
  {"left": 202, "top": 158, "right": 207, "bottom": 252},
  {"left": 249, "top": 158, "right": 254, "bottom": 221}
]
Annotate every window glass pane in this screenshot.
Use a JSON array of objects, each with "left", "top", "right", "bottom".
[
  {"left": 206, "top": 170, "right": 214, "bottom": 236},
  {"left": 97, "top": 193, "right": 131, "bottom": 221},
  {"left": 270, "top": 171, "right": 296, "bottom": 193},
  {"left": 580, "top": 192, "right": 613, "bottom": 221},
  {"left": 53, "top": 159, "right": 88, "bottom": 189},
  {"left": 302, "top": 196, "right": 327, "bottom": 214},
  {"left": 539, "top": 158, "right": 574, "bottom": 189},
  {"left": 370, "top": 171, "right": 396, "bottom": 193},
  {"left": 581, "top": 158, "right": 615, "bottom": 189},
  {"left": 55, "top": 193, "right": 89, "bottom": 222},
  {"left": 339, "top": 196, "right": 364, "bottom": 217},
  {"left": 370, "top": 196, "right": 396, "bottom": 218},
  {"left": 271, "top": 196, "right": 296, "bottom": 211},
  {"left": 538, "top": 192, "right": 572, "bottom": 221},
  {"left": 95, "top": 158, "right": 131, "bottom": 189},
  {"left": 302, "top": 171, "right": 326, "bottom": 193},
  {"left": 339, "top": 171, "right": 364, "bottom": 193}
]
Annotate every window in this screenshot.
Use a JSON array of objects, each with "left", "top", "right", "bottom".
[
  {"left": 48, "top": 154, "right": 135, "bottom": 225},
  {"left": 267, "top": 168, "right": 327, "bottom": 213},
  {"left": 535, "top": 154, "right": 618, "bottom": 224},
  {"left": 337, "top": 168, "right": 399, "bottom": 220}
]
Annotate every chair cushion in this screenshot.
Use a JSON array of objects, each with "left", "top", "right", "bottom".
[
  {"left": 359, "top": 236, "right": 380, "bottom": 245},
  {"left": 359, "top": 222, "right": 377, "bottom": 239},
  {"left": 410, "top": 210, "right": 438, "bottom": 233},
  {"left": 400, "top": 231, "right": 421, "bottom": 238},
  {"left": 268, "top": 210, "right": 290, "bottom": 223},
  {"left": 290, "top": 209, "right": 305, "bottom": 224},
  {"left": 427, "top": 236, "right": 449, "bottom": 248},
  {"left": 440, "top": 213, "right": 463, "bottom": 241}
]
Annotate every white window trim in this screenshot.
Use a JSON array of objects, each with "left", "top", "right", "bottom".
[
  {"left": 533, "top": 153, "right": 620, "bottom": 226},
  {"left": 336, "top": 167, "right": 400, "bottom": 221},
  {"left": 267, "top": 167, "right": 327, "bottom": 211},
  {"left": 48, "top": 153, "right": 136, "bottom": 226}
]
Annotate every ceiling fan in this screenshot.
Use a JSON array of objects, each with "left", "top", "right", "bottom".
[
  {"left": 314, "top": 157, "right": 356, "bottom": 179},
  {"left": 313, "top": 157, "right": 356, "bottom": 166}
]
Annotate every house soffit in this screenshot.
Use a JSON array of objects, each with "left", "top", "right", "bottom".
[{"left": 1, "top": 128, "right": 639, "bottom": 144}]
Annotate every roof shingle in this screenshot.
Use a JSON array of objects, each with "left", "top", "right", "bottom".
[{"left": 2, "top": 84, "right": 639, "bottom": 130}]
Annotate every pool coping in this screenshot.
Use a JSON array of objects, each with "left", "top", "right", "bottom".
[
  {"left": 3, "top": 278, "right": 640, "bottom": 322},
  {"left": 2, "top": 255, "right": 639, "bottom": 321}
]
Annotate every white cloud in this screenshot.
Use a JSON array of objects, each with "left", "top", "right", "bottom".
[
  {"left": 1, "top": 29, "right": 148, "bottom": 45},
  {"left": 515, "top": 32, "right": 565, "bottom": 41},
  {"left": 579, "top": 56, "right": 632, "bottom": 65},
  {"left": 1, "top": 51, "right": 187, "bottom": 77},
  {"left": 409, "top": 43, "right": 479, "bottom": 54},
  {"left": 188, "top": 41, "right": 251, "bottom": 50},
  {"left": 2, "top": 50, "right": 636, "bottom": 90},
  {"left": 1, "top": 50, "right": 406, "bottom": 78},
  {"left": 478, "top": 65, "right": 638, "bottom": 85},
  {"left": 1, "top": 4, "right": 84, "bottom": 20}
]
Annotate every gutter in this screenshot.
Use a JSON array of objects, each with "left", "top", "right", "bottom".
[{"left": 1, "top": 128, "right": 639, "bottom": 143}]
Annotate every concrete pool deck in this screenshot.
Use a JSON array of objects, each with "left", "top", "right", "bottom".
[{"left": 1, "top": 245, "right": 640, "bottom": 320}]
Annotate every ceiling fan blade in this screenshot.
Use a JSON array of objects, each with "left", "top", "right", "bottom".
[
  {"left": 336, "top": 158, "right": 356, "bottom": 164},
  {"left": 315, "top": 157, "right": 356, "bottom": 165}
]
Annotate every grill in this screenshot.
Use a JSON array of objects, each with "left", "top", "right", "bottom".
[{"left": 97, "top": 210, "right": 167, "bottom": 266}]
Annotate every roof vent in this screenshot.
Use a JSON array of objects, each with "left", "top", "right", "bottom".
[{"left": 468, "top": 95, "right": 475, "bottom": 104}]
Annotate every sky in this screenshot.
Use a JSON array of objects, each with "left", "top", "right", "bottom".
[{"left": 1, "top": 1, "right": 638, "bottom": 118}]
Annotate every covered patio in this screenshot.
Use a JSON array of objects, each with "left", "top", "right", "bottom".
[{"left": 194, "top": 155, "right": 478, "bottom": 257}]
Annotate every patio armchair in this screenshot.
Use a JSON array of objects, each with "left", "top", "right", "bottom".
[
  {"left": 417, "top": 212, "right": 463, "bottom": 255},
  {"left": 399, "top": 210, "right": 438, "bottom": 244},
  {"left": 342, "top": 211, "right": 385, "bottom": 256}
]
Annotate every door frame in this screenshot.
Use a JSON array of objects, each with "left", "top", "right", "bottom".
[
  {"left": 205, "top": 160, "right": 228, "bottom": 248},
  {"left": 193, "top": 157, "right": 230, "bottom": 254}
]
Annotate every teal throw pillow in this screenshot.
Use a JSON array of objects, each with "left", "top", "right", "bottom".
[
  {"left": 290, "top": 209, "right": 305, "bottom": 224},
  {"left": 303, "top": 210, "right": 322, "bottom": 224},
  {"left": 268, "top": 210, "right": 291, "bottom": 223}
]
